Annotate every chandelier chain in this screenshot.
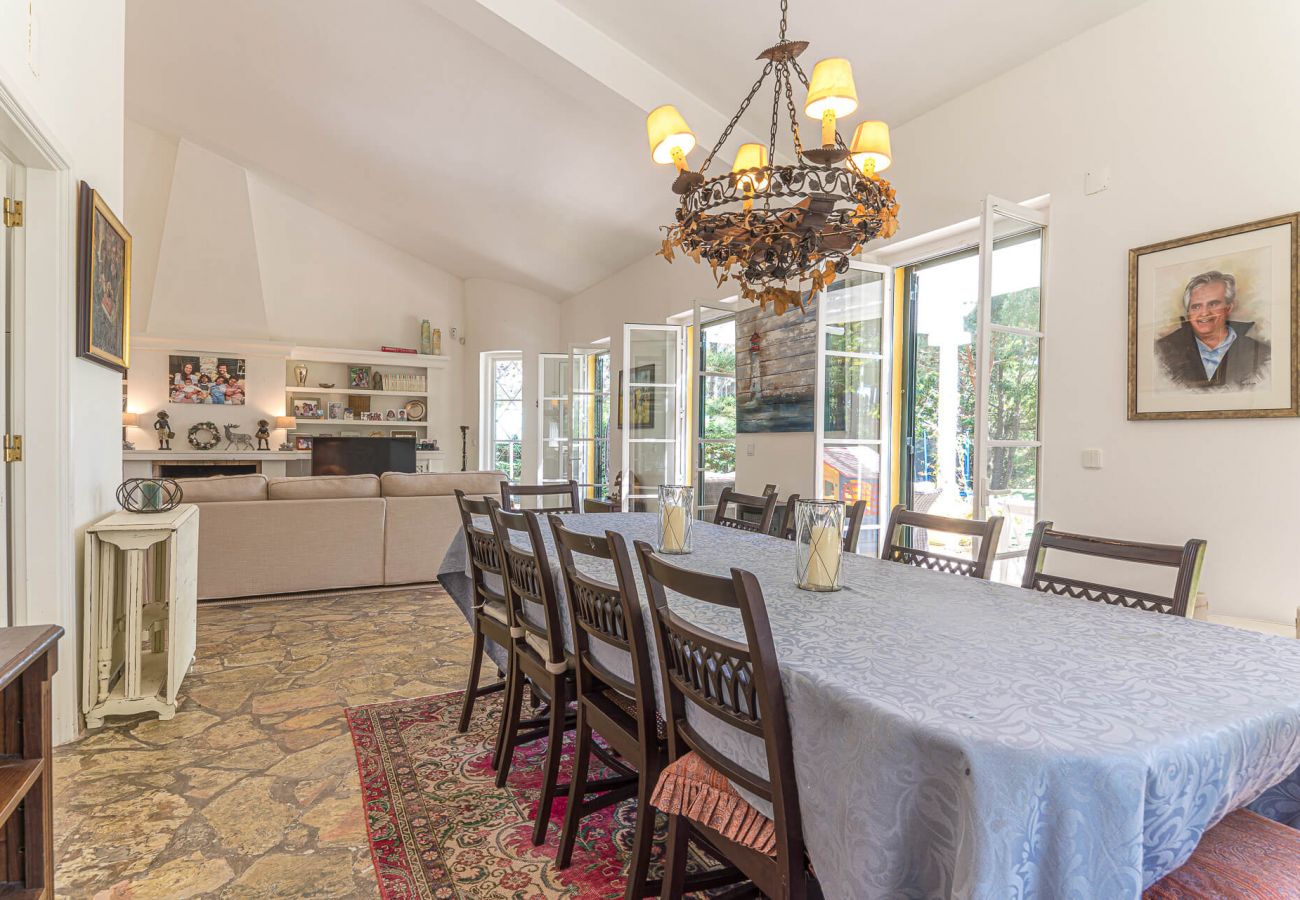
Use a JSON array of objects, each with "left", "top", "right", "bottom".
[
  {"left": 767, "top": 65, "right": 782, "bottom": 181},
  {"left": 782, "top": 64, "right": 804, "bottom": 158},
  {"left": 700, "top": 60, "right": 773, "bottom": 174},
  {"left": 778, "top": 0, "right": 788, "bottom": 41}
]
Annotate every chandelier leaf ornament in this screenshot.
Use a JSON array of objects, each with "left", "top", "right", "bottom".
[{"left": 647, "top": 0, "right": 900, "bottom": 314}]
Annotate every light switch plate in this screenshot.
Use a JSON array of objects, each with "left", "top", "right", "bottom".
[
  {"left": 1084, "top": 167, "right": 1110, "bottom": 196},
  {"left": 1081, "top": 448, "right": 1103, "bottom": 469},
  {"left": 745, "top": 443, "right": 755, "bottom": 457}
]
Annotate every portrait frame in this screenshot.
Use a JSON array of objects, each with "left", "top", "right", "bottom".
[
  {"left": 1128, "top": 212, "right": 1299, "bottom": 421},
  {"left": 76, "top": 181, "right": 132, "bottom": 373}
]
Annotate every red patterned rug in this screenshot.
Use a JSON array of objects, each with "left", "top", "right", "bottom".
[{"left": 346, "top": 690, "right": 707, "bottom": 899}]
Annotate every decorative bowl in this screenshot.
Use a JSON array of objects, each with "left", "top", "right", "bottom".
[{"left": 317, "top": 383, "right": 335, "bottom": 388}]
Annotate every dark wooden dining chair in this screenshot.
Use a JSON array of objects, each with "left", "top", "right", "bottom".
[
  {"left": 549, "top": 518, "right": 664, "bottom": 898},
  {"left": 582, "top": 497, "right": 618, "bottom": 513},
  {"left": 500, "top": 479, "right": 581, "bottom": 512},
  {"left": 881, "top": 504, "right": 1004, "bottom": 580},
  {"left": 779, "top": 495, "right": 869, "bottom": 552},
  {"left": 713, "top": 486, "right": 778, "bottom": 535},
  {"left": 1021, "top": 521, "right": 1206, "bottom": 617},
  {"left": 635, "top": 541, "right": 818, "bottom": 900},
  {"left": 1142, "top": 807, "right": 1300, "bottom": 898},
  {"left": 762, "top": 483, "right": 778, "bottom": 496},
  {"left": 453, "top": 491, "right": 512, "bottom": 763},
  {"left": 489, "top": 505, "right": 574, "bottom": 846}
]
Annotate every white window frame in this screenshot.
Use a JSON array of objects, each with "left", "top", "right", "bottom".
[
  {"left": 537, "top": 352, "right": 569, "bottom": 484},
  {"left": 568, "top": 344, "right": 611, "bottom": 499},
  {"left": 814, "top": 261, "right": 894, "bottom": 552},
  {"left": 621, "top": 323, "right": 686, "bottom": 511},
  {"left": 692, "top": 301, "right": 740, "bottom": 519},
  {"left": 480, "top": 350, "right": 523, "bottom": 477}
]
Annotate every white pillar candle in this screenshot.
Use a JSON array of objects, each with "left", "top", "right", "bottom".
[
  {"left": 804, "top": 523, "right": 841, "bottom": 588},
  {"left": 662, "top": 503, "right": 687, "bottom": 553}
]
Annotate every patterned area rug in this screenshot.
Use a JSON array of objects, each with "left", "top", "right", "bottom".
[{"left": 346, "top": 690, "right": 693, "bottom": 899}]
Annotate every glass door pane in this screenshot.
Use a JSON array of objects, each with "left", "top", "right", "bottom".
[
  {"left": 569, "top": 346, "right": 610, "bottom": 500},
  {"left": 622, "top": 324, "right": 683, "bottom": 511},
  {"left": 977, "top": 197, "right": 1045, "bottom": 582},
  {"left": 817, "top": 264, "right": 891, "bottom": 552},
  {"left": 693, "top": 303, "right": 737, "bottom": 519},
  {"left": 538, "top": 353, "right": 569, "bottom": 485}
]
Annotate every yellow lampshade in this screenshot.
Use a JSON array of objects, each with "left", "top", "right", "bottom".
[
  {"left": 122, "top": 412, "right": 139, "bottom": 427},
  {"left": 731, "top": 142, "right": 770, "bottom": 192},
  {"left": 850, "top": 121, "right": 892, "bottom": 173},
  {"left": 646, "top": 105, "right": 696, "bottom": 165},
  {"left": 804, "top": 58, "right": 858, "bottom": 119},
  {"left": 276, "top": 416, "right": 296, "bottom": 430}
]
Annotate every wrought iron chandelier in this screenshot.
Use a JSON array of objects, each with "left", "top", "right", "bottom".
[{"left": 647, "top": 0, "right": 900, "bottom": 314}]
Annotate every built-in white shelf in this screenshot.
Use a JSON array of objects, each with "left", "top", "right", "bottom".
[
  {"left": 294, "top": 420, "right": 429, "bottom": 428},
  {"left": 285, "top": 386, "right": 427, "bottom": 398},
  {"left": 288, "top": 345, "right": 450, "bottom": 368}
]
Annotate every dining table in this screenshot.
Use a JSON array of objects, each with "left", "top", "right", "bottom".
[{"left": 437, "top": 511, "right": 1300, "bottom": 900}]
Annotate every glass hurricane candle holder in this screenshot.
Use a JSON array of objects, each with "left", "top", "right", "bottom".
[
  {"left": 795, "top": 499, "right": 844, "bottom": 591},
  {"left": 658, "top": 484, "right": 694, "bottom": 554}
]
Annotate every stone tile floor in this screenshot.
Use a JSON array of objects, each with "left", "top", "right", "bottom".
[{"left": 54, "top": 587, "right": 474, "bottom": 899}]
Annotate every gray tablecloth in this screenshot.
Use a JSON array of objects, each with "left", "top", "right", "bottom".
[{"left": 438, "top": 512, "right": 1300, "bottom": 900}]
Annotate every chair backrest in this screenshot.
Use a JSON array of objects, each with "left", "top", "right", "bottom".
[
  {"left": 455, "top": 490, "right": 505, "bottom": 604},
  {"left": 713, "top": 487, "right": 778, "bottom": 535},
  {"left": 500, "top": 480, "right": 581, "bottom": 513},
  {"left": 778, "top": 495, "right": 868, "bottom": 553},
  {"left": 1021, "top": 521, "right": 1206, "bottom": 617},
  {"left": 583, "top": 497, "right": 618, "bottom": 514},
  {"left": 489, "top": 505, "right": 566, "bottom": 664},
  {"left": 881, "top": 504, "right": 1004, "bottom": 580},
  {"left": 761, "top": 483, "right": 778, "bottom": 497},
  {"left": 550, "top": 517, "right": 657, "bottom": 744},
  {"left": 634, "top": 540, "right": 805, "bottom": 865}
]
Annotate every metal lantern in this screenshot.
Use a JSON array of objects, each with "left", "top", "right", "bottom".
[
  {"left": 794, "top": 499, "right": 843, "bottom": 591},
  {"left": 657, "top": 484, "right": 695, "bottom": 555},
  {"left": 116, "top": 478, "right": 183, "bottom": 514}
]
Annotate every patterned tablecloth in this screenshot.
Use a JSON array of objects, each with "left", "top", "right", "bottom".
[{"left": 438, "top": 512, "right": 1300, "bottom": 900}]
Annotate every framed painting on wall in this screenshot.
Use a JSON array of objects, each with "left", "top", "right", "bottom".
[
  {"left": 76, "top": 181, "right": 131, "bottom": 373},
  {"left": 1128, "top": 213, "right": 1298, "bottom": 420}
]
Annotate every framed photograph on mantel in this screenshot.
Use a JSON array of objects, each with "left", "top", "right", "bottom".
[
  {"left": 76, "top": 181, "right": 131, "bottom": 373},
  {"left": 1128, "top": 213, "right": 1298, "bottom": 420}
]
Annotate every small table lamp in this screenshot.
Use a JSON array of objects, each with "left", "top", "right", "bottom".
[
  {"left": 122, "top": 412, "right": 139, "bottom": 449},
  {"left": 275, "top": 416, "right": 296, "bottom": 431}
]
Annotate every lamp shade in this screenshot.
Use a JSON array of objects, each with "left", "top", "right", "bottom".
[
  {"left": 122, "top": 412, "right": 139, "bottom": 427},
  {"left": 850, "top": 120, "right": 892, "bottom": 172},
  {"left": 276, "top": 416, "right": 297, "bottom": 430},
  {"left": 731, "top": 143, "right": 769, "bottom": 192},
  {"left": 804, "top": 58, "right": 858, "bottom": 119},
  {"left": 646, "top": 104, "right": 696, "bottom": 164}
]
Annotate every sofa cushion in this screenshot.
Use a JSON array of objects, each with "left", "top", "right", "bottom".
[
  {"left": 380, "top": 470, "right": 506, "bottom": 498},
  {"left": 174, "top": 474, "right": 267, "bottom": 503},
  {"left": 267, "top": 474, "right": 380, "bottom": 500}
]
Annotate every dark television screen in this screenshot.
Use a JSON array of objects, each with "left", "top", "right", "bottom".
[{"left": 311, "top": 436, "right": 416, "bottom": 476}]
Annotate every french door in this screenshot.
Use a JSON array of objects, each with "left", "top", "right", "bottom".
[
  {"left": 691, "top": 303, "right": 737, "bottom": 520},
  {"left": 902, "top": 196, "right": 1046, "bottom": 582},
  {"left": 621, "top": 324, "right": 684, "bottom": 511},
  {"left": 569, "top": 345, "right": 609, "bottom": 500},
  {"left": 815, "top": 262, "right": 892, "bottom": 555},
  {"left": 537, "top": 353, "right": 569, "bottom": 488}
]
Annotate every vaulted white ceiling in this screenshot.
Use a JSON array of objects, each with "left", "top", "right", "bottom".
[{"left": 126, "top": 0, "right": 1143, "bottom": 297}]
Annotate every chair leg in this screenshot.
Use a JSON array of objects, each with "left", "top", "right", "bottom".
[
  {"left": 495, "top": 660, "right": 525, "bottom": 787},
  {"left": 660, "top": 812, "right": 689, "bottom": 900},
  {"left": 556, "top": 702, "right": 592, "bottom": 869},
  {"left": 456, "top": 624, "right": 486, "bottom": 733},
  {"left": 624, "top": 760, "right": 659, "bottom": 900},
  {"left": 489, "top": 652, "right": 516, "bottom": 772},
  {"left": 531, "top": 676, "right": 568, "bottom": 846}
]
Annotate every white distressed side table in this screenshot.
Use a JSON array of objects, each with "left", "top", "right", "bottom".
[{"left": 82, "top": 505, "right": 199, "bottom": 727}]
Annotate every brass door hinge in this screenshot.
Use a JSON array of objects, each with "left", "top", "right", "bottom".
[
  {"left": 4, "top": 435, "right": 22, "bottom": 463},
  {"left": 2, "top": 198, "right": 22, "bottom": 228}
]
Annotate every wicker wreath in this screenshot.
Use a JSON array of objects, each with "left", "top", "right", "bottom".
[{"left": 187, "top": 421, "right": 220, "bottom": 450}]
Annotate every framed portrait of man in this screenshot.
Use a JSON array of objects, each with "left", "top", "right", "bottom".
[
  {"left": 76, "top": 181, "right": 132, "bottom": 373},
  {"left": 1128, "top": 213, "right": 1298, "bottom": 420}
]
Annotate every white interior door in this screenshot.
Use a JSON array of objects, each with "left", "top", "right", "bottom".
[
  {"left": 621, "top": 324, "right": 683, "bottom": 512},
  {"left": 692, "top": 301, "right": 738, "bottom": 519},
  {"left": 815, "top": 261, "right": 892, "bottom": 555},
  {"left": 975, "top": 195, "right": 1047, "bottom": 582},
  {"left": 568, "top": 344, "right": 610, "bottom": 500}
]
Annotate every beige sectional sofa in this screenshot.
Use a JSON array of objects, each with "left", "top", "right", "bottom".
[{"left": 175, "top": 470, "right": 505, "bottom": 600}]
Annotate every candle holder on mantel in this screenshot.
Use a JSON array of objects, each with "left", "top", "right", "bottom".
[
  {"left": 657, "top": 484, "right": 694, "bottom": 555},
  {"left": 794, "top": 499, "right": 843, "bottom": 592}
]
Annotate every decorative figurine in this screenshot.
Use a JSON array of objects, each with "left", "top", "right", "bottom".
[
  {"left": 420, "top": 319, "right": 433, "bottom": 355},
  {"left": 223, "top": 424, "right": 256, "bottom": 451},
  {"left": 255, "top": 419, "right": 271, "bottom": 450},
  {"left": 294, "top": 364, "right": 309, "bottom": 386},
  {"left": 278, "top": 441, "right": 294, "bottom": 451},
  {"left": 460, "top": 425, "right": 469, "bottom": 471},
  {"left": 153, "top": 411, "right": 174, "bottom": 450}
]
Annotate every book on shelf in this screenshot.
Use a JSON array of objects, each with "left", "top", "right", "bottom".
[{"left": 380, "top": 346, "right": 418, "bottom": 354}]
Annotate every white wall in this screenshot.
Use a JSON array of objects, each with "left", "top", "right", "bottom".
[
  {"left": 464, "top": 278, "right": 563, "bottom": 477},
  {"left": 0, "top": 0, "right": 126, "bottom": 743},
  {"left": 879, "top": 0, "right": 1300, "bottom": 624},
  {"left": 125, "top": 123, "right": 466, "bottom": 452}
]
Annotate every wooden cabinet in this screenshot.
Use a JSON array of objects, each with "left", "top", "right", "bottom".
[{"left": 0, "top": 626, "right": 61, "bottom": 898}]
